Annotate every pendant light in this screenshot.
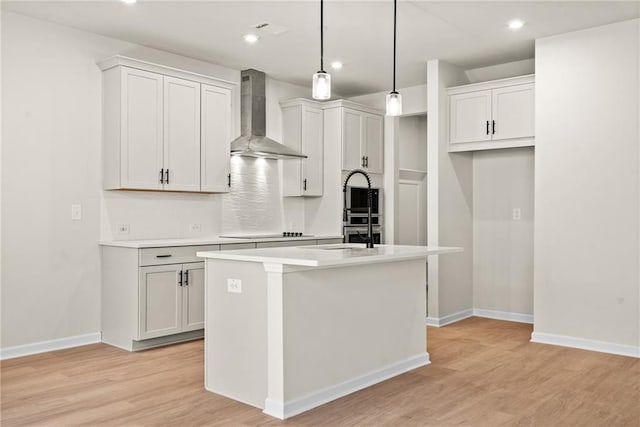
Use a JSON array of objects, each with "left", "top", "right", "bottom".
[
  {"left": 386, "top": 0, "right": 402, "bottom": 116},
  {"left": 312, "top": 0, "right": 331, "bottom": 100}
]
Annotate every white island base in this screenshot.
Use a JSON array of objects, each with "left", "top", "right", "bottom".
[{"left": 198, "top": 244, "right": 462, "bottom": 419}]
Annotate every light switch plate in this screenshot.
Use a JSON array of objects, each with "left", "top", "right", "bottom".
[
  {"left": 512, "top": 208, "right": 521, "bottom": 221},
  {"left": 71, "top": 204, "right": 82, "bottom": 220},
  {"left": 227, "top": 278, "right": 242, "bottom": 294},
  {"left": 117, "top": 224, "right": 130, "bottom": 234},
  {"left": 189, "top": 223, "right": 202, "bottom": 233}
]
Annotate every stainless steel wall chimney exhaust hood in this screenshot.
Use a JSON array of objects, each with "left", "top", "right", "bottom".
[{"left": 230, "top": 69, "right": 307, "bottom": 160}]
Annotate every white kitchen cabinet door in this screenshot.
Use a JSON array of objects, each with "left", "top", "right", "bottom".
[
  {"left": 281, "top": 101, "right": 323, "bottom": 197},
  {"left": 138, "top": 264, "right": 182, "bottom": 340},
  {"left": 342, "top": 109, "right": 364, "bottom": 170},
  {"left": 120, "top": 67, "right": 164, "bottom": 190},
  {"left": 163, "top": 77, "right": 201, "bottom": 192},
  {"left": 491, "top": 83, "right": 534, "bottom": 141},
  {"left": 182, "top": 262, "right": 205, "bottom": 332},
  {"left": 282, "top": 105, "right": 303, "bottom": 196},
  {"left": 301, "top": 105, "right": 323, "bottom": 195},
  {"left": 201, "top": 84, "right": 232, "bottom": 193},
  {"left": 449, "top": 90, "right": 492, "bottom": 144},
  {"left": 363, "top": 113, "right": 384, "bottom": 174}
]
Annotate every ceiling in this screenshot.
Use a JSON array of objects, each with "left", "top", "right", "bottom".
[{"left": 3, "top": 1, "right": 639, "bottom": 97}]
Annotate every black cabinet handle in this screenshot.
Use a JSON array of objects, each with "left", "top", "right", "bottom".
[
  {"left": 492, "top": 120, "right": 496, "bottom": 135},
  {"left": 361, "top": 156, "right": 365, "bottom": 168},
  {"left": 160, "top": 168, "right": 164, "bottom": 184},
  {"left": 303, "top": 178, "right": 307, "bottom": 191},
  {"left": 227, "top": 173, "right": 231, "bottom": 188},
  {"left": 184, "top": 270, "right": 189, "bottom": 286},
  {"left": 165, "top": 169, "right": 169, "bottom": 184},
  {"left": 486, "top": 120, "right": 490, "bottom": 135},
  {"left": 366, "top": 156, "right": 369, "bottom": 168},
  {"left": 178, "top": 270, "right": 183, "bottom": 286},
  {"left": 156, "top": 254, "right": 172, "bottom": 258}
]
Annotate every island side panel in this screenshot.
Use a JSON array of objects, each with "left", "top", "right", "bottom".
[
  {"left": 281, "top": 259, "right": 428, "bottom": 402},
  {"left": 204, "top": 258, "right": 268, "bottom": 409}
]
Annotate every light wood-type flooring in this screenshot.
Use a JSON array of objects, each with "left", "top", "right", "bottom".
[{"left": 2, "top": 317, "right": 639, "bottom": 426}]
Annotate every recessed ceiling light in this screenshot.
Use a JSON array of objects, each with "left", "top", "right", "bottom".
[
  {"left": 243, "top": 34, "right": 260, "bottom": 44},
  {"left": 508, "top": 20, "right": 525, "bottom": 30},
  {"left": 121, "top": 0, "right": 136, "bottom": 4},
  {"left": 331, "top": 61, "right": 343, "bottom": 70}
]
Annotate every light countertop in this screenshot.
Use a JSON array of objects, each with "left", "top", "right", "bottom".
[
  {"left": 197, "top": 244, "right": 463, "bottom": 268},
  {"left": 99, "top": 235, "right": 343, "bottom": 249}
]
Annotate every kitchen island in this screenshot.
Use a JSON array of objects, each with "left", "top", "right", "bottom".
[{"left": 197, "top": 243, "right": 462, "bottom": 419}]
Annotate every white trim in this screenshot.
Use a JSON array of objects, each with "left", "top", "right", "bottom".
[
  {"left": 97, "top": 55, "right": 237, "bottom": 89},
  {"left": 531, "top": 332, "right": 640, "bottom": 359},
  {"left": 425, "top": 308, "right": 473, "bottom": 327},
  {"left": 0, "top": 332, "right": 102, "bottom": 360},
  {"left": 263, "top": 353, "right": 430, "bottom": 420},
  {"left": 473, "top": 308, "right": 533, "bottom": 324},
  {"left": 446, "top": 74, "right": 535, "bottom": 94},
  {"left": 447, "top": 137, "right": 534, "bottom": 153}
]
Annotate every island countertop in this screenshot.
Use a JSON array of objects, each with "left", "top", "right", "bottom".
[{"left": 197, "top": 243, "right": 462, "bottom": 268}]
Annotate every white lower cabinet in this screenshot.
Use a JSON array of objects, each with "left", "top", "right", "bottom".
[
  {"left": 102, "top": 244, "right": 218, "bottom": 351},
  {"left": 138, "top": 262, "right": 204, "bottom": 340},
  {"left": 101, "top": 238, "right": 342, "bottom": 351}
]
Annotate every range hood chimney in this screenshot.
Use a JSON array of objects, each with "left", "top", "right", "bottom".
[{"left": 230, "top": 69, "right": 307, "bottom": 160}]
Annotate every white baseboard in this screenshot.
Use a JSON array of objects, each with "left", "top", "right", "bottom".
[
  {"left": 473, "top": 308, "right": 534, "bottom": 324},
  {"left": 531, "top": 332, "right": 640, "bottom": 359},
  {"left": 0, "top": 332, "right": 102, "bottom": 360},
  {"left": 425, "top": 309, "right": 473, "bottom": 327},
  {"left": 263, "top": 352, "right": 430, "bottom": 419}
]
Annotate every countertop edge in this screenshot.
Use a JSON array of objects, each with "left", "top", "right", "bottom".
[
  {"left": 196, "top": 246, "right": 463, "bottom": 268},
  {"left": 99, "top": 235, "right": 344, "bottom": 249}
]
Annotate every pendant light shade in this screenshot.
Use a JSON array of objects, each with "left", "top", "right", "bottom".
[
  {"left": 313, "top": 71, "right": 331, "bottom": 100},
  {"left": 386, "top": 91, "right": 402, "bottom": 116},
  {"left": 386, "top": 0, "right": 402, "bottom": 116},
  {"left": 312, "top": 0, "right": 331, "bottom": 100}
]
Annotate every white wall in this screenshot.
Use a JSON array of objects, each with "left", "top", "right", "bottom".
[
  {"left": 1, "top": 12, "right": 310, "bottom": 349},
  {"left": 426, "top": 60, "right": 473, "bottom": 319},
  {"left": 473, "top": 148, "right": 534, "bottom": 316},
  {"left": 534, "top": 19, "right": 639, "bottom": 351},
  {"left": 2, "top": 12, "right": 134, "bottom": 348}
]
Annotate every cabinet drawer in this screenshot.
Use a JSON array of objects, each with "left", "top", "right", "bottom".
[
  {"left": 139, "top": 245, "right": 220, "bottom": 266},
  {"left": 219, "top": 243, "right": 256, "bottom": 250},
  {"left": 256, "top": 240, "right": 316, "bottom": 249}
]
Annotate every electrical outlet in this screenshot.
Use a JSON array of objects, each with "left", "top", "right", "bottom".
[
  {"left": 117, "top": 224, "right": 130, "bottom": 235},
  {"left": 512, "top": 208, "right": 521, "bottom": 221},
  {"left": 227, "top": 278, "right": 242, "bottom": 294},
  {"left": 189, "top": 223, "right": 202, "bottom": 233},
  {"left": 71, "top": 204, "right": 82, "bottom": 220}
]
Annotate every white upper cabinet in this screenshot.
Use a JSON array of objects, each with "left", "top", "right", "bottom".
[
  {"left": 363, "top": 113, "right": 384, "bottom": 174},
  {"left": 448, "top": 75, "right": 534, "bottom": 152},
  {"left": 163, "top": 76, "right": 201, "bottom": 192},
  {"left": 99, "top": 56, "right": 236, "bottom": 193},
  {"left": 321, "top": 101, "right": 384, "bottom": 174},
  {"left": 342, "top": 109, "right": 364, "bottom": 171},
  {"left": 201, "top": 84, "right": 232, "bottom": 193},
  {"left": 491, "top": 83, "right": 534, "bottom": 141},
  {"left": 450, "top": 90, "right": 492, "bottom": 144},
  {"left": 119, "top": 67, "right": 164, "bottom": 190},
  {"left": 281, "top": 99, "right": 324, "bottom": 197}
]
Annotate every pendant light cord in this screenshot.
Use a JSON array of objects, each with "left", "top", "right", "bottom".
[
  {"left": 320, "top": 0, "right": 324, "bottom": 71},
  {"left": 393, "top": 0, "right": 397, "bottom": 92}
]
